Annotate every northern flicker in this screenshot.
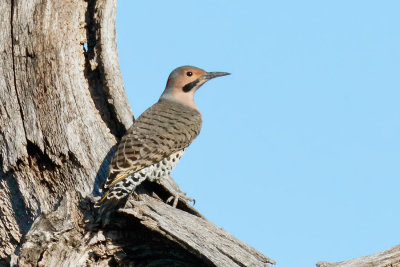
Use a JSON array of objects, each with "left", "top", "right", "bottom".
[{"left": 96, "top": 66, "right": 229, "bottom": 214}]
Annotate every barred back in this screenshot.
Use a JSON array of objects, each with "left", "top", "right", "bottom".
[{"left": 103, "top": 99, "right": 202, "bottom": 190}]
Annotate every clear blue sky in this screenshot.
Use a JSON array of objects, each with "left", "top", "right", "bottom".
[{"left": 116, "top": 1, "right": 400, "bottom": 266}]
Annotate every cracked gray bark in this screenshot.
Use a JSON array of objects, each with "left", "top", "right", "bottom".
[
  {"left": 0, "top": 0, "right": 274, "bottom": 266},
  {"left": 317, "top": 245, "right": 400, "bottom": 267}
]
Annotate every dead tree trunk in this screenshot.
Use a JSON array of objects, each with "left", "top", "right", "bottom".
[
  {"left": 1, "top": 0, "right": 131, "bottom": 262},
  {"left": 0, "top": 1, "right": 274, "bottom": 266}
]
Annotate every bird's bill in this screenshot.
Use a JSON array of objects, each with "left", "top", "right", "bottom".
[{"left": 202, "top": 72, "right": 230, "bottom": 80}]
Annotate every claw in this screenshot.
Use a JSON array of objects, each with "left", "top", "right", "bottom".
[
  {"left": 166, "top": 195, "right": 174, "bottom": 204},
  {"left": 166, "top": 192, "right": 195, "bottom": 207}
]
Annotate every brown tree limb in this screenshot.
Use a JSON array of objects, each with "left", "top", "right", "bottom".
[
  {"left": 14, "top": 179, "right": 275, "bottom": 266},
  {"left": 316, "top": 245, "right": 400, "bottom": 267}
]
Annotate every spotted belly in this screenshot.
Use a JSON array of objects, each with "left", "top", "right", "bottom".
[{"left": 106, "top": 149, "right": 186, "bottom": 200}]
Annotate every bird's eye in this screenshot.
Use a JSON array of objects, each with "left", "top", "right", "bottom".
[{"left": 186, "top": 71, "right": 193, "bottom": 77}]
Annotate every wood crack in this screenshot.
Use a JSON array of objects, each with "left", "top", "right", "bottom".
[
  {"left": 215, "top": 246, "right": 247, "bottom": 267},
  {"left": 84, "top": 0, "right": 128, "bottom": 140},
  {"left": 10, "top": 0, "right": 28, "bottom": 147}
]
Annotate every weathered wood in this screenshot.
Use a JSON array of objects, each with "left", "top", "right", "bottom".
[
  {"left": 15, "top": 183, "right": 275, "bottom": 266},
  {"left": 121, "top": 193, "right": 275, "bottom": 266},
  {"left": 1, "top": 0, "right": 274, "bottom": 266},
  {"left": 316, "top": 245, "right": 400, "bottom": 267},
  {"left": 0, "top": 0, "right": 132, "bottom": 263}
]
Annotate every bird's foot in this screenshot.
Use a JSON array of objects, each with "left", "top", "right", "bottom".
[{"left": 166, "top": 192, "right": 195, "bottom": 208}]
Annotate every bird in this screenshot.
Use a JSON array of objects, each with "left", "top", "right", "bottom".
[{"left": 95, "top": 66, "right": 229, "bottom": 216}]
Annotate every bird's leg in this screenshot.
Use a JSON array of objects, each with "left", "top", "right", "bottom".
[
  {"left": 166, "top": 192, "right": 195, "bottom": 208},
  {"left": 160, "top": 175, "right": 195, "bottom": 207}
]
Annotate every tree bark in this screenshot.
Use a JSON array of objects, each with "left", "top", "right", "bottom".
[
  {"left": 0, "top": 0, "right": 274, "bottom": 266},
  {"left": 317, "top": 245, "right": 400, "bottom": 267}
]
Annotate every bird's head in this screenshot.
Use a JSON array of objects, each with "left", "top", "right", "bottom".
[{"left": 160, "top": 66, "right": 230, "bottom": 110}]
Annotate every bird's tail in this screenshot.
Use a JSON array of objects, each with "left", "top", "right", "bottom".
[
  {"left": 94, "top": 197, "right": 122, "bottom": 227},
  {"left": 94, "top": 175, "right": 141, "bottom": 226}
]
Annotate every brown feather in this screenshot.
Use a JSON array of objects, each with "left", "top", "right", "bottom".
[{"left": 103, "top": 99, "right": 202, "bottom": 189}]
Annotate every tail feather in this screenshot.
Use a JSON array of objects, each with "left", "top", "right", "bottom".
[
  {"left": 95, "top": 174, "right": 145, "bottom": 226},
  {"left": 95, "top": 198, "right": 121, "bottom": 226}
]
